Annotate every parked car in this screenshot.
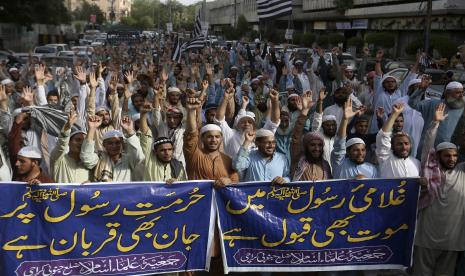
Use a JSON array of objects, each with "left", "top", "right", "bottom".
[
  {"left": 57, "top": 51, "right": 75, "bottom": 57},
  {"left": 45, "top": 44, "right": 70, "bottom": 52}
]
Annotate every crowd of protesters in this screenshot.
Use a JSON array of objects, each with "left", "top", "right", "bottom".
[{"left": 0, "top": 34, "right": 464, "bottom": 276}]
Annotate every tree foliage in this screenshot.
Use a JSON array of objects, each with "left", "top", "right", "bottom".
[
  {"left": 347, "top": 36, "right": 364, "bottom": 49},
  {"left": 72, "top": 1, "right": 106, "bottom": 24},
  {"left": 236, "top": 15, "right": 249, "bottom": 34},
  {"left": 365, "top": 32, "right": 395, "bottom": 48},
  {"left": 405, "top": 35, "right": 459, "bottom": 58},
  {"left": 0, "top": 0, "right": 70, "bottom": 27}
]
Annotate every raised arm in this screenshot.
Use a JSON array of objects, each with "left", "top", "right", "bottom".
[
  {"left": 268, "top": 89, "right": 280, "bottom": 124},
  {"left": 80, "top": 115, "right": 101, "bottom": 169},
  {"left": 290, "top": 92, "right": 315, "bottom": 169},
  {"left": 421, "top": 103, "right": 447, "bottom": 164},
  {"left": 382, "top": 103, "right": 404, "bottom": 133},
  {"left": 121, "top": 115, "right": 145, "bottom": 169},
  {"left": 375, "top": 49, "right": 384, "bottom": 77}
]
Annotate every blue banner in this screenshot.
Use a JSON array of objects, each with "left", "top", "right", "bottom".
[
  {"left": 0, "top": 181, "right": 214, "bottom": 276},
  {"left": 215, "top": 178, "right": 420, "bottom": 273}
]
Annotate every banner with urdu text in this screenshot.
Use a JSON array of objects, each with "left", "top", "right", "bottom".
[
  {"left": 216, "top": 178, "right": 420, "bottom": 273},
  {"left": 0, "top": 181, "right": 215, "bottom": 276}
]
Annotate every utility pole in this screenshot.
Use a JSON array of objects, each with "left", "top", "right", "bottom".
[
  {"left": 424, "top": 0, "right": 433, "bottom": 54},
  {"left": 234, "top": 0, "right": 237, "bottom": 28}
]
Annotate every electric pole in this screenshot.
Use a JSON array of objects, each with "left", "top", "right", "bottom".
[{"left": 424, "top": 0, "right": 432, "bottom": 54}]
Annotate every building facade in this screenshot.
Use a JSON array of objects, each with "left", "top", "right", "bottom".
[
  {"left": 66, "top": 0, "right": 132, "bottom": 22},
  {"left": 206, "top": 0, "right": 465, "bottom": 55}
]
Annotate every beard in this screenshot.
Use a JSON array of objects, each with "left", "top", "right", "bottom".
[
  {"left": 445, "top": 97, "right": 465, "bottom": 109},
  {"left": 304, "top": 149, "right": 322, "bottom": 163}
]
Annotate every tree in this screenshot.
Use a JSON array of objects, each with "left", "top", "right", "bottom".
[
  {"left": 347, "top": 36, "right": 364, "bottom": 49},
  {"left": 317, "top": 35, "right": 329, "bottom": 48},
  {"left": 334, "top": 0, "right": 354, "bottom": 14},
  {"left": 0, "top": 0, "right": 70, "bottom": 27},
  {"left": 73, "top": 1, "right": 106, "bottom": 24},
  {"left": 405, "top": 35, "right": 458, "bottom": 58},
  {"left": 328, "top": 33, "right": 345, "bottom": 45},
  {"left": 365, "top": 32, "right": 395, "bottom": 48},
  {"left": 236, "top": 15, "right": 249, "bottom": 34},
  {"left": 120, "top": 16, "right": 138, "bottom": 27},
  {"left": 301, "top": 33, "right": 315, "bottom": 47}
]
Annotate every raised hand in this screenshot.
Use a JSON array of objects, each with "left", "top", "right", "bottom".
[
  {"left": 121, "top": 115, "right": 135, "bottom": 135},
  {"left": 434, "top": 102, "right": 448, "bottom": 122},
  {"left": 64, "top": 108, "right": 78, "bottom": 131},
  {"left": 87, "top": 115, "right": 102, "bottom": 129},
  {"left": 243, "top": 129, "right": 256, "bottom": 145},
  {"left": 89, "top": 72, "right": 98, "bottom": 89},
  {"left": 74, "top": 66, "right": 87, "bottom": 84},
  {"left": 301, "top": 91, "right": 314, "bottom": 111},
  {"left": 224, "top": 87, "right": 235, "bottom": 101},
  {"left": 242, "top": 96, "right": 250, "bottom": 109},
  {"left": 108, "top": 73, "right": 119, "bottom": 93},
  {"left": 201, "top": 79, "right": 209, "bottom": 91},
  {"left": 391, "top": 103, "right": 404, "bottom": 115},
  {"left": 343, "top": 98, "right": 358, "bottom": 120},
  {"left": 318, "top": 87, "right": 327, "bottom": 101},
  {"left": 0, "top": 85, "right": 7, "bottom": 102},
  {"left": 21, "top": 86, "right": 34, "bottom": 105},
  {"left": 34, "top": 64, "right": 46, "bottom": 85},
  {"left": 269, "top": 89, "right": 279, "bottom": 103},
  {"left": 282, "top": 66, "right": 288, "bottom": 75},
  {"left": 291, "top": 66, "right": 298, "bottom": 76},
  {"left": 376, "top": 49, "right": 384, "bottom": 61},
  {"left": 363, "top": 47, "right": 370, "bottom": 56},
  {"left": 205, "top": 63, "right": 213, "bottom": 76},
  {"left": 185, "top": 97, "right": 202, "bottom": 111},
  {"left": 124, "top": 70, "right": 134, "bottom": 84},
  {"left": 161, "top": 69, "right": 169, "bottom": 83},
  {"left": 376, "top": 106, "right": 385, "bottom": 118}
]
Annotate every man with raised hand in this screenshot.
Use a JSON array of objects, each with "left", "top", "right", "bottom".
[
  {"left": 139, "top": 102, "right": 186, "bottom": 183},
  {"left": 376, "top": 103, "right": 420, "bottom": 178},
  {"left": 80, "top": 115, "right": 145, "bottom": 182},
  {"left": 413, "top": 103, "right": 465, "bottom": 276},
  {"left": 331, "top": 98, "right": 378, "bottom": 179},
  {"left": 233, "top": 128, "right": 290, "bottom": 184}
]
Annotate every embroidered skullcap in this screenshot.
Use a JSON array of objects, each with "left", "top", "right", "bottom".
[
  {"left": 18, "top": 146, "right": 42, "bottom": 159},
  {"left": 346, "top": 138, "right": 365, "bottom": 149},
  {"left": 200, "top": 124, "right": 222, "bottom": 135},
  {"left": 436, "top": 142, "right": 457, "bottom": 152},
  {"left": 103, "top": 130, "right": 124, "bottom": 140}
]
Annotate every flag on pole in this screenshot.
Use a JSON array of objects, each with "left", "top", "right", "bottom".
[
  {"left": 171, "top": 37, "right": 185, "bottom": 63},
  {"left": 184, "top": 36, "right": 206, "bottom": 51},
  {"left": 193, "top": 9, "right": 202, "bottom": 38},
  {"left": 257, "top": 0, "right": 292, "bottom": 20}
]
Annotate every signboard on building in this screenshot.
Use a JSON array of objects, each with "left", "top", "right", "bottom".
[
  {"left": 166, "top": 22, "right": 173, "bottom": 33},
  {"left": 285, "top": 29, "right": 294, "bottom": 40},
  {"left": 314, "top": 21, "right": 327, "bottom": 30},
  {"left": 352, "top": 19, "right": 369, "bottom": 29},
  {"left": 336, "top": 22, "right": 351, "bottom": 30}
]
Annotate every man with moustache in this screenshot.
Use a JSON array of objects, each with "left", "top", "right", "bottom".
[
  {"left": 413, "top": 81, "right": 464, "bottom": 148},
  {"left": 413, "top": 103, "right": 465, "bottom": 276},
  {"left": 376, "top": 103, "right": 420, "bottom": 178},
  {"left": 331, "top": 98, "right": 378, "bottom": 179},
  {"left": 233, "top": 128, "right": 289, "bottom": 183},
  {"left": 290, "top": 92, "right": 332, "bottom": 181},
  {"left": 313, "top": 88, "right": 337, "bottom": 165}
]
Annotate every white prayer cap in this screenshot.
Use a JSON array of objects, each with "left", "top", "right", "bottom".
[
  {"left": 381, "top": 75, "right": 398, "bottom": 84},
  {"left": 255, "top": 128, "right": 274, "bottom": 138},
  {"left": 234, "top": 111, "right": 255, "bottom": 126},
  {"left": 346, "top": 138, "right": 365, "bottom": 148},
  {"left": 70, "top": 130, "right": 87, "bottom": 138},
  {"left": 436, "top": 142, "right": 457, "bottom": 152},
  {"left": 408, "top": 78, "right": 421, "bottom": 87},
  {"left": 230, "top": 65, "right": 239, "bottom": 70},
  {"left": 294, "top": 59, "right": 304, "bottom": 64},
  {"left": 96, "top": 105, "right": 110, "bottom": 113},
  {"left": 251, "top": 78, "right": 260, "bottom": 84},
  {"left": 12, "top": 108, "right": 23, "bottom": 118},
  {"left": 288, "top": 93, "right": 299, "bottom": 99},
  {"left": 103, "top": 130, "right": 124, "bottom": 140},
  {"left": 8, "top": 67, "right": 19, "bottom": 73},
  {"left": 167, "top": 87, "right": 181, "bottom": 94},
  {"left": 322, "top": 115, "right": 337, "bottom": 122},
  {"left": 1, "top": 78, "right": 13, "bottom": 85},
  {"left": 200, "top": 124, "right": 222, "bottom": 135},
  {"left": 345, "top": 65, "right": 354, "bottom": 71},
  {"left": 131, "top": 113, "right": 141, "bottom": 121},
  {"left": 18, "top": 146, "right": 42, "bottom": 159},
  {"left": 446, "top": 81, "right": 463, "bottom": 90},
  {"left": 257, "top": 75, "right": 263, "bottom": 79}
]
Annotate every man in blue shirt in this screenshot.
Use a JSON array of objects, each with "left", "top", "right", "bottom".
[
  {"left": 233, "top": 128, "right": 290, "bottom": 184},
  {"left": 331, "top": 98, "right": 378, "bottom": 179}
]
